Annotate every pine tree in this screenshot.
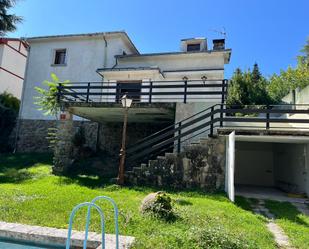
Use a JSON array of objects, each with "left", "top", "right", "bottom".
[
  {"left": 251, "top": 63, "right": 261, "bottom": 83},
  {"left": 0, "top": 0, "right": 23, "bottom": 36}
]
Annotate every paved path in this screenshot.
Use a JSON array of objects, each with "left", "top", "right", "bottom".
[{"left": 250, "top": 199, "right": 293, "bottom": 249}]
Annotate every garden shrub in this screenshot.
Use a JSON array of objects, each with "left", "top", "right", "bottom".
[
  {"left": 0, "top": 91, "right": 20, "bottom": 153},
  {"left": 189, "top": 226, "right": 256, "bottom": 249},
  {"left": 140, "top": 192, "right": 175, "bottom": 221}
]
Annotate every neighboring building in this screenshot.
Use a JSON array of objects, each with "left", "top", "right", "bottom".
[{"left": 0, "top": 38, "right": 28, "bottom": 98}]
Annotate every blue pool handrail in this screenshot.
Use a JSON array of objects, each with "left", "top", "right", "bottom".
[
  {"left": 65, "top": 202, "right": 105, "bottom": 249},
  {"left": 84, "top": 196, "right": 119, "bottom": 249}
]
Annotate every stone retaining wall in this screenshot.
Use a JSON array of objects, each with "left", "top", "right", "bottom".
[{"left": 126, "top": 136, "right": 226, "bottom": 191}]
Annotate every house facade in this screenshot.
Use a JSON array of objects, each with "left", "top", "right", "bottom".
[
  {"left": 17, "top": 31, "right": 309, "bottom": 200},
  {"left": 0, "top": 38, "right": 28, "bottom": 98},
  {"left": 17, "top": 32, "right": 230, "bottom": 153}
]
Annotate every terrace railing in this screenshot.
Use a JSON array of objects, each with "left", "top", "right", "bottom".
[
  {"left": 126, "top": 104, "right": 309, "bottom": 166},
  {"left": 56, "top": 79, "right": 228, "bottom": 104}
]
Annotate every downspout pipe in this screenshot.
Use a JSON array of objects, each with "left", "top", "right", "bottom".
[{"left": 96, "top": 35, "right": 108, "bottom": 151}]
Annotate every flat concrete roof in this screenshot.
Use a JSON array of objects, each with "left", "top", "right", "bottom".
[
  {"left": 218, "top": 128, "right": 309, "bottom": 143},
  {"left": 115, "top": 48, "right": 232, "bottom": 58}
]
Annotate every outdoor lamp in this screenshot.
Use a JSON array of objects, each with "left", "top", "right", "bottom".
[
  {"left": 201, "top": 75, "right": 207, "bottom": 85},
  {"left": 121, "top": 94, "right": 133, "bottom": 108},
  {"left": 117, "top": 94, "right": 132, "bottom": 185}
]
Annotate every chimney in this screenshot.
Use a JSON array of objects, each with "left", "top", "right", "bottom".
[{"left": 213, "top": 39, "right": 225, "bottom": 50}]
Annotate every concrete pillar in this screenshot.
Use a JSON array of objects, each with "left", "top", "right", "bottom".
[{"left": 52, "top": 111, "right": 74, "bottom": 175}]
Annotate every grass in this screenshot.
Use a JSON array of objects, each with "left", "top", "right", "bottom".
[
  {"left": 265, "top": 200, "right": 309, "bottom": 249},
  {"left": 0, "top": 153, "right": 277, "bottom": 248}
]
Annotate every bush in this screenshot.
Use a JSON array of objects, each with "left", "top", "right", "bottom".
[
  {"left": 140, "top": 192, "right": 175, "bottom": 221},
  {"left": 0, "top": 91, "right": 20, "bottom": 153},
  {"left": 189, "top": 226, "right": 255, "bottom": 249}
]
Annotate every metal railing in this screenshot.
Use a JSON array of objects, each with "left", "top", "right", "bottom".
[
  {"left": 56, "top": 79, "right": 228, "bottom": 104},
  {"left": 126, "top": 104, "right": 309, "bottom": 166},
  {"left": 66, "top": 196, "right": 119, "bottom": 249}
]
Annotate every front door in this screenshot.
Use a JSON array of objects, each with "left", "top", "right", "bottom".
[{"left": 116, "top": 81, "right": 142, "bottom": 103}]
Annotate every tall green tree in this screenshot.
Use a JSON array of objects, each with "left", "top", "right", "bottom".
[
  {"left": 0, "top": 0, "right": 23, "bottom": 36},
  {"left": 268, "top": 39, "right": 309, "bottom": 102},
  {"left": 298, "top": 37, "right": 309, "bottom": 66},
  {"left": 227, "top": 63, "right": 271, "bottom": 106}
]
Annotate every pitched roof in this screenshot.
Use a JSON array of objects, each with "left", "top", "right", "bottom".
[{"left": 24, "top": 31, "right": 139, "bottom": 54}]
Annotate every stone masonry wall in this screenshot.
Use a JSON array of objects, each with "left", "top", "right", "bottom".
[
  {"left": 98, "top": 122, "right": 170, "bottom": 158},
  {"left": 126, "top": 136, "right": 226, "bottom": 191},
  {"left": 16, "top": 119, "right": 98, "bottom": 153}
]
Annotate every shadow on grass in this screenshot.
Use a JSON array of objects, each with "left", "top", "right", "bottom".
[
  {"left": 0, "top": 153, "right": 53, "bottom": 183},
  {"left": 235, "top": 196, "right": 252, "bottom": 211},
  {"left": 265, "top": 200, "right": 309, "bottom": 228},
  {"left": 0, "top": 153, "right": 52, "bottom": 171},
  {"left": 58, "top": 174, "right": 114, "bottom": 188}
]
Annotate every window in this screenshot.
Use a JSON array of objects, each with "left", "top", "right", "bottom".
[
  {"left": 53, "top": 49, "right": 66, "bottom": 65},
  {"left": 187, "top": 43, "right": 201, "bottom": 52}
]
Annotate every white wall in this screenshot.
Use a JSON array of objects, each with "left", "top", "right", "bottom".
[
  {"left": 117, "top": 52, "right": 225, "bottom": 73},
  {"left": 0, "top": 41, "right": 27, "bottom": 98},
  {"left": 235, "top": 142, "right": 274, "bottom": 186},
  {"left": 21, "top": 35, "right": 133, "bottom": 120},
  {"left": 273, "top": 143, "right": 307, "bottom": 194},
  {"left": 282, "top": 85, "right": 309, "bottom": 105}
]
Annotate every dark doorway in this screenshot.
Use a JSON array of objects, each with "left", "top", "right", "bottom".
[{"left": 116, "top": 81, "right": 142, "bottom": 102}]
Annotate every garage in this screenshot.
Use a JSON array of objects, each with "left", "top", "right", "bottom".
[{"left": 232, "top": 137, "right": 309, "bottom": 199}]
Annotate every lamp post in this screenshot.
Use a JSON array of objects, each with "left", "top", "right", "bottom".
[{"left": 117, "top": 94, "right": 132, "bottom": 185}]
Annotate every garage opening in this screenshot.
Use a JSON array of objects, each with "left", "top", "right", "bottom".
[{"left": 235, "top": 141, "right": 309, "bottom": 199}]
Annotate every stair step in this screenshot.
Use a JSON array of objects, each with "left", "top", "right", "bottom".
[
  {"left": 165, "top": 152, "right": 176, "bottom": 157},
  {"left": 157, "top": 156, "right": 166, "bottom": 160},
  {"left": 132, "top": 167, "right": 142, "bottom": 173},
  {"left": 148, "top": 160, "right": 158, "bottom": 167}
]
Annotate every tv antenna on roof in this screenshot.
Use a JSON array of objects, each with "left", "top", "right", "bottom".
[{"left": 209, "top": 27, "right": 227, "bottom": 39}]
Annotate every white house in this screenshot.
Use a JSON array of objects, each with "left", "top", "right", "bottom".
[
  {"left": 0, "top": 38, "right": 28, "bottom": 98},
  {"left": 17, "top": 30, "right": 309, "bottom": 199},
  {"left": 17, "top": 31, "right": 230, "bottom": 153}
]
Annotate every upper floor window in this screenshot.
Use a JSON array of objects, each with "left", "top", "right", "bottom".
[
  {"left": 187, "top": 43, "right": 201, "bottom": 52},
  {"left": 53, "top": 49, "right": 66, "bottom": 65}
]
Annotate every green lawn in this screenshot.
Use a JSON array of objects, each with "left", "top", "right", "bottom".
[
  {"left": 0, "top": 153, "right": 276, "bottom": 248},
  {"left": 265, "top": 200, "right": 309, "bottom": 249}
]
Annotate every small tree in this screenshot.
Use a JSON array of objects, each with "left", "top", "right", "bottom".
[
  {"left": 34, "top": 73, "right": 69, "bottom": 119},
  {"left": 34, "top": 73, "right": 70, "bottom": 149}
]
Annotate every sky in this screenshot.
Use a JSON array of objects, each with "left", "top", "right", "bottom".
[{"left": 8, "top": 0, "right": 309, "bottom": 78}]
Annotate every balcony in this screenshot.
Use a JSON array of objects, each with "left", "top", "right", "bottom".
[{"left": 57, "top": 79, "right": 227, "bottom": 123}]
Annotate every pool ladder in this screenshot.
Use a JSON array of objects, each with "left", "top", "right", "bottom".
[{"left": 65, "top": 196, "right": 119, "bottom": 249}]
